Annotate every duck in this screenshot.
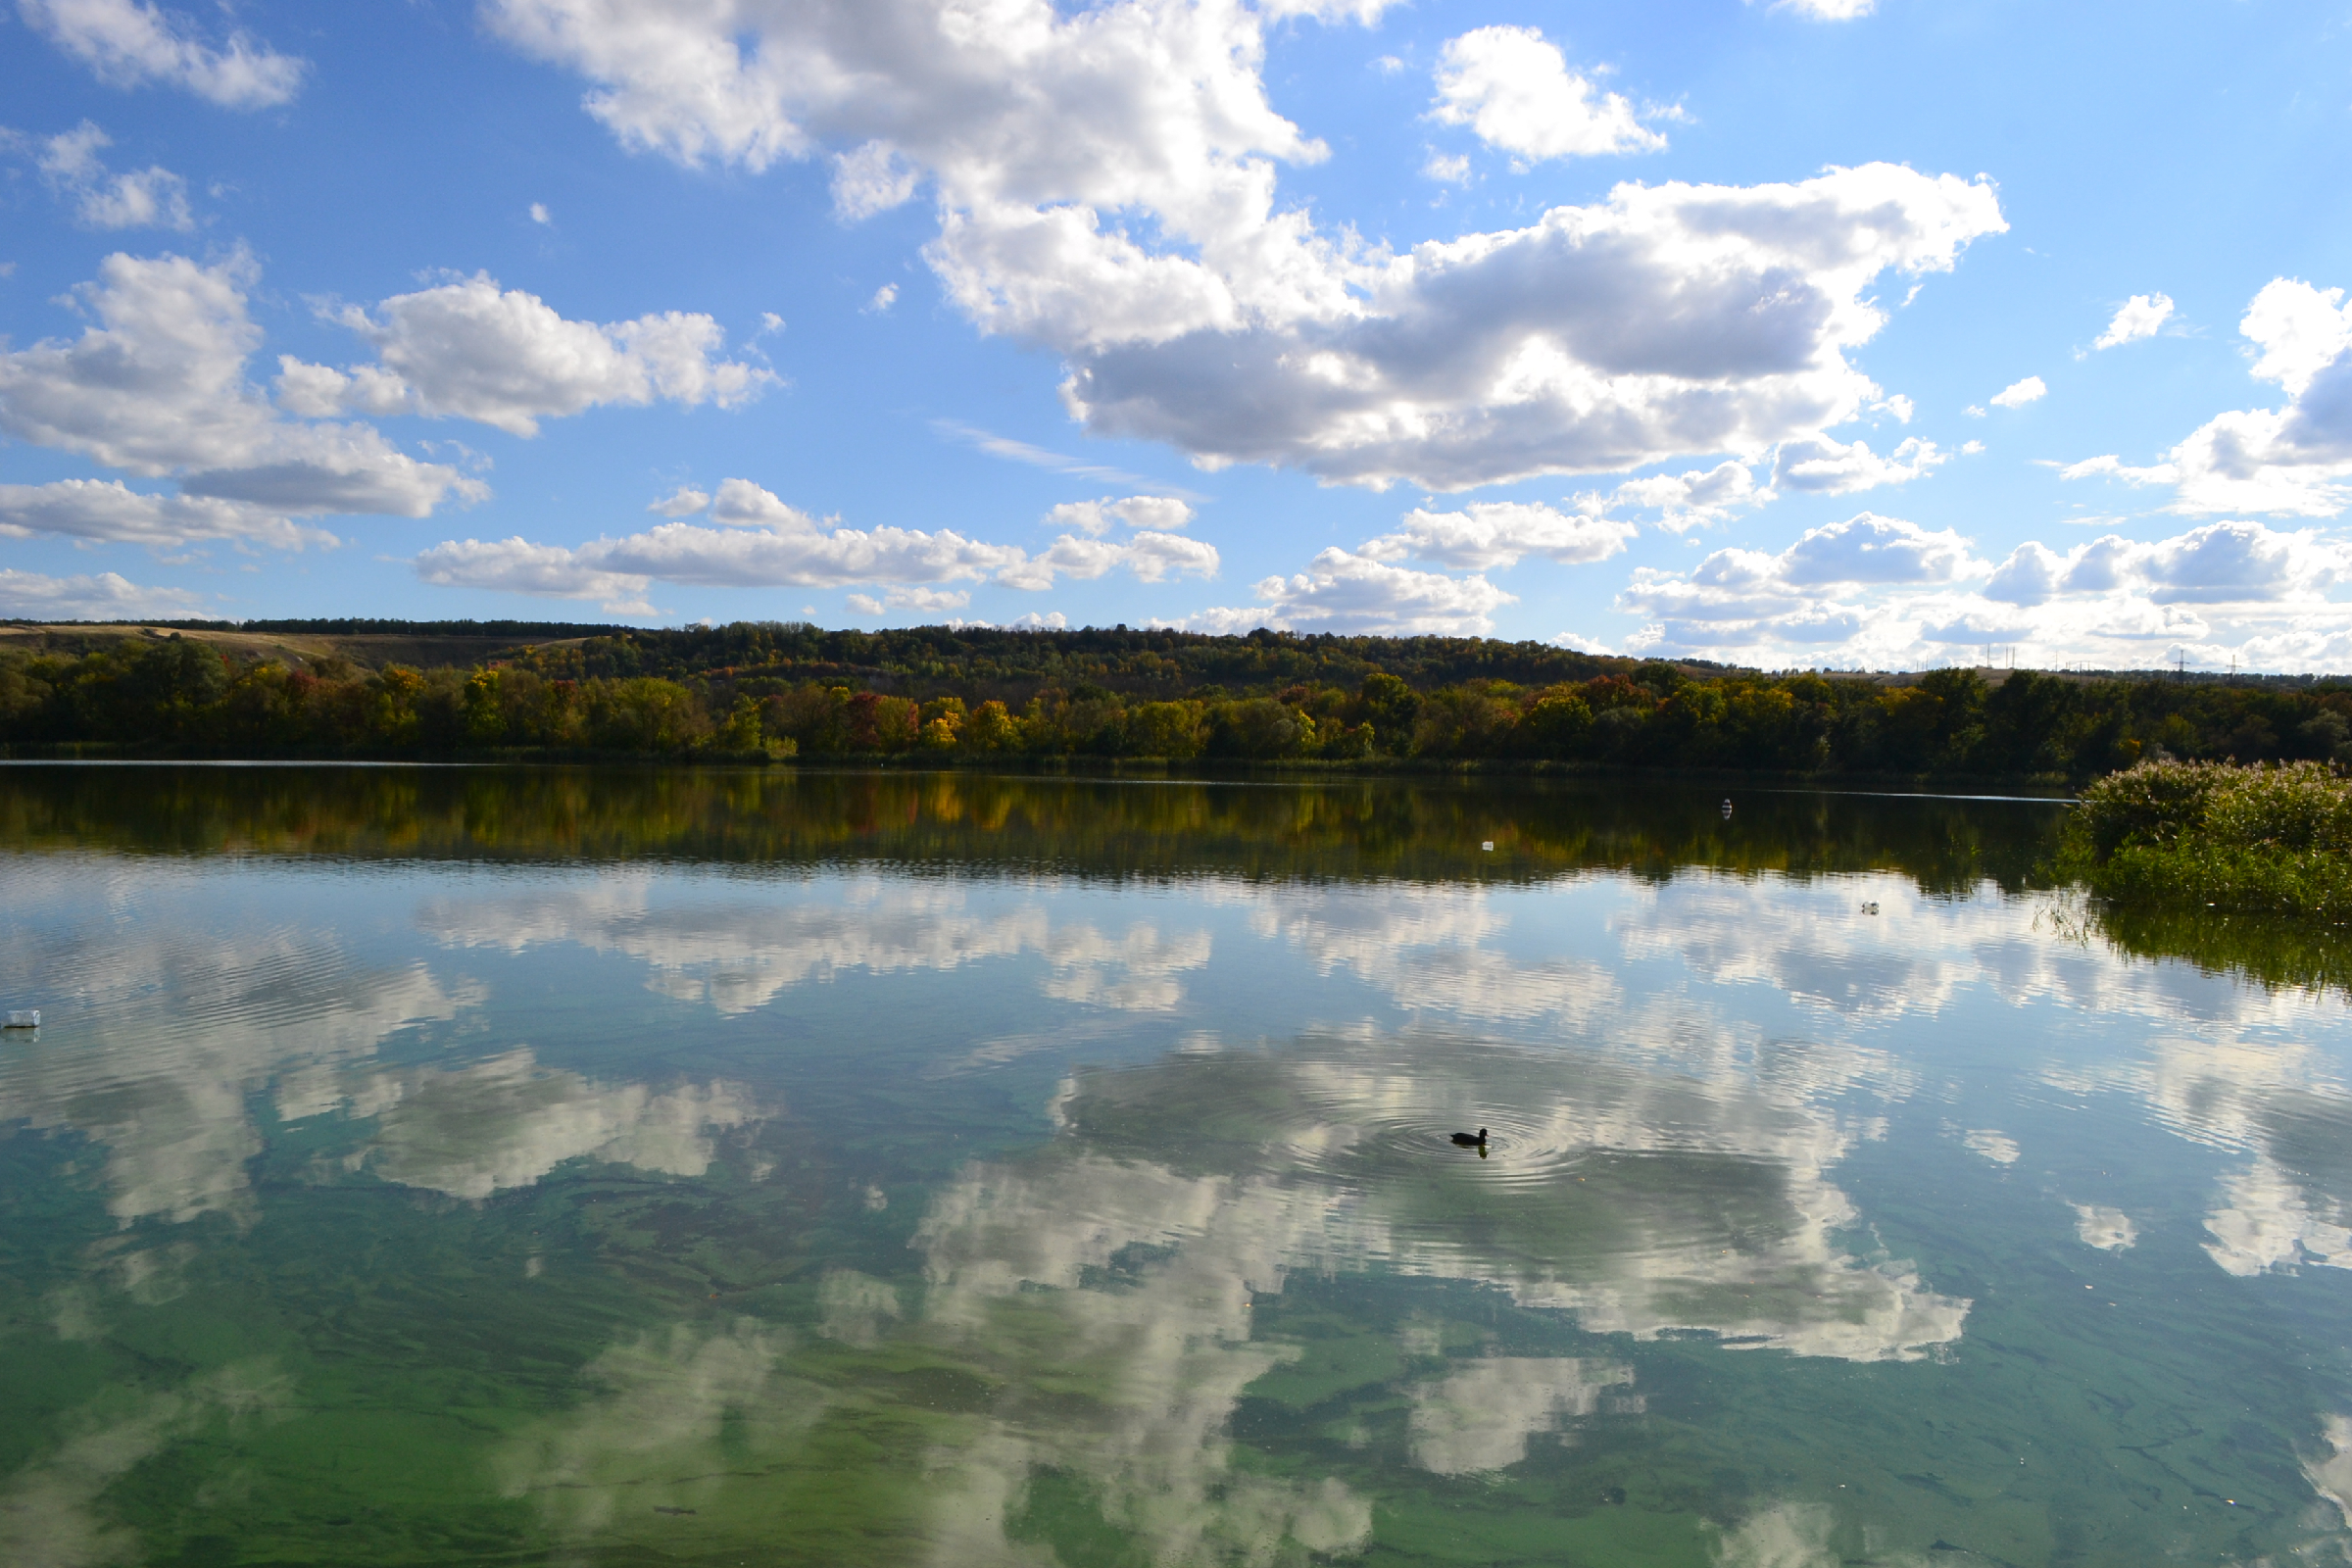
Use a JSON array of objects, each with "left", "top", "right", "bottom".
[{"left": 1449, "top": 1128, "right": 1488, "bottom": 1149}]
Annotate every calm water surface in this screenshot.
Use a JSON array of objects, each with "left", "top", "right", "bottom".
[{"left": 2, "top": 766, "right": 2349, "bottom": 1566}]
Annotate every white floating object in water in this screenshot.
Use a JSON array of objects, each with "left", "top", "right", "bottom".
[
  {"left": 1480, "top": 841, "right": 1494, "bottom": 852},
  {"left": 4, "top": 1010, "right": 37, "bottom": 1028}
]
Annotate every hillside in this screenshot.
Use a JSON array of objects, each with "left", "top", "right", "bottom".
[{"left": 2, "top": 618, "right": 2348, "bottom": 779}]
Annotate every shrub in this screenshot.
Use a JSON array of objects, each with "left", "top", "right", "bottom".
[{"left": 2067, "top": 759, "right": 2352, "bottom": 917}]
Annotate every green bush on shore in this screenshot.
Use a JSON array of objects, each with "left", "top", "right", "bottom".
[{"left": 2067, "top": 759, "right": 2352, "bottom": 917}]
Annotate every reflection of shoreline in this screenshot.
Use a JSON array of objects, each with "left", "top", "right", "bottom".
[
  {"left": 2074, "top": 895, "right": 2352, "bottom": 1003},
  {"left": 0, "top": 766, "right": 2066, "bottom": 894}
]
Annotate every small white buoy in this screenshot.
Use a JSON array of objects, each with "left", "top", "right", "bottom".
[
  {"left": 4, "top": 1009, "right": 37, "bottom": 1029},
  {"left": 1480, "top": 841, "right": 1494, "bottom": 852}
]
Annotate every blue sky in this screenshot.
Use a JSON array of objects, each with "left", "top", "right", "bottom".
[{"left": 5, "top": 0, "right": 2352, "bottom": 670}]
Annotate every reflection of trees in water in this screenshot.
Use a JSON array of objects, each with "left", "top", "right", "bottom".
[
  {"left": 0, "top": 764, "right": 2066, "bottom": 894},
  {"left": 2075, "top": 897, "right": 2352, "bottom": 1001},
  {"left": 2054, "top": 890, "right": 2352, "bottom": 1266}
]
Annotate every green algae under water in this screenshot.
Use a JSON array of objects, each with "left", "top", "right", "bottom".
[{"left": 1, "top": 764, "right": 2349, "bottom": 1567}]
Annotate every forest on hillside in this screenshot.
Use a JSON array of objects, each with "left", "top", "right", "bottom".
[{"left": 4, "top": 620, "right": 2349, "bottom": 779}]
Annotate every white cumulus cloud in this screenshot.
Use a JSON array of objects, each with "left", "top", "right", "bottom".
[
  {"left": 1429, "top": 25, "right": 1664, "bottom": 163},
  {"left": 1616, "top": 512, "right": 1985, "bottom": 662},
  {"left": 1045, "top": 495, "right": 1196, "bottom": 535},
  {"left": 1582, "top": 460, "right": 1767, "bottom": 533},
  {"left": 997, "top": 530, "right": 1219, "bottom": 591},
  {"left": 416, "top": 477, "right": 1169, "bottom": 610},
  {"left": 1184, "top": 549, "right": 1515, "bottom": 636},
  {"left": 411, "top": 536, "right": 662, "bottom": 617},
  {"left": 1771, "top": 433, "right": 1950, "bottom": 495},
  {"left": 1989, "top": 375, "right": 2046, "bottom": 410},
  {"left": 648, "top": 485, "right": 710, "bottom": 517},
  {"left": 1620, "top": 514, "right": 2352, "bottom": 670},
  {"left": 0, "top": 250, "right": 480, "bottom": 543},
  {"left": 33, "top": 121, "right": 191, "bottom": 230},
  {"left": 20, "top": 0, "right": 306, "bottom": 108},
  {"left": 833, "top": 140, "right": 920, "bottom": 220},
  {"left": 2094, "top": 292, "right": 2174, "bottom": 350},
  {"left": 0, "top": 479, "right": 331, "bottom": 551},
  {"left": 847, "top": 585, "right": 971, "bottom": 616},
  {"left": 278, "top": 274, "right": 773, "bottom": 437},
  {"left": 0, "top": 565, "right": 205, "bottom": 620},
  {"left": 2069, "top": 279, "right": 2352, "bottom": 517},
  {"left": 1360, "top": 500, "right": 1636, "bottom": 571},
  {"left": 483, "top": 1, "right": 2001, "bottom": 490}
]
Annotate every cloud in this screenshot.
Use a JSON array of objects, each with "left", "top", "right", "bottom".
[
  {"left": 0, "top": 478, "right": 332, "bottom": 550},
  {"left": 648, "top": 485, "right": 710, "bottom": 517},
  {"left": 1623, "top": 515, "right": 2352, "bottom": 669},
  {"left": 1776, "top": 512, "right": 1979, "bottom": 585},
  {"left": 864, "top": 282, "right": 899, "bottom": 314},
  {"left": 2065, "top": 278, "right": 2352, "bottom": 517},
  {"left": 33, "top": 121, "right": 192, "bottom": 230},
  {"left": 411, "top": 536, "right": 662, "bottom": 616},
  {"left": 551, "top": 514, "right": 1019, "bottom": 588},
  {"left": 2093, "top": 293, "right": 2174, "bottom": 350},
  {"left": 1429, "top": 25, "right": 1664, "bottom": 163},
  {"left": 1044, "top": 495, "right": 1195, "bottom": 534},
  {"left": 529, "top": 201, "right": 551, "bottom": 224},
  {"left": 833, "top": 140, "right": 919, "bottom": 220},
  {"left": 1768, "top": 0, "right": 1875, "bottom": 17},
  {"left": 0, "top": 564, "right": 205, "bottom": 619},
  {"left": 1616, "top": 512, "right": 1987, "bottom": 661},
  {"left": 848, "top": 586, "right": 970, "bottom": 616},
  {"left": 931, "top": 418, "right": 1175, "bottom": 490},
  {"left": 1422, "top": 150, "right": 1471, "bottom": 184},
  {"left": 280, "top": 273, "right": 773, "bottom": 436},
  {"left": 2135, "top": 519, "right": 2352, "bottom": 605},
  {"left": 1360, "top": 500, "right": 1636, "bottom": 571},
  {"left": 1771, "top": 434, "right": 1950, "bottom": 495},
  {"left": 19, "top": 0, "right": 305, "bottom": 108},
  {"left": 416, "top": 478, "right": 1087, "bottom": 610},
  {"left": 996, "top": 529, "right": 1219, "bottom": 591},
  {"left": 485, "top": 2, "right": 2001, "bottom": 489},
  {"left": 1582, "top": 459, "right": 1766, "bottom": 532},
  {"left": 1184, "top": 548, "right": 1515, "bottom": 635},
  {"left": 1989, "top": 375, "right": 2046, "bottom": 410},
  {"left": 0, "top": 250, "right": 479, "bottom": 541},
  {"left": 1061, "top": 164, "right": 2004, "bottom": 490},
  {"left": 0, "top": 250, "right": 269, "bottom": 473}
]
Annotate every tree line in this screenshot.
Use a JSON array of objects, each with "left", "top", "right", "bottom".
[{"left": 5, "top": 621, "right": 2352, "bottom": 779}]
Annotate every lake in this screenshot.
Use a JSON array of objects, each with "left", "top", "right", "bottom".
[{"left": 2, "top": 764, "right": 2348, "bottom": 1567}]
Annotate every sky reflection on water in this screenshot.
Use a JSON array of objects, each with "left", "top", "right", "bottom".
[{"left": 1, "top": 769, "right": 2349, "bottom": 1566}]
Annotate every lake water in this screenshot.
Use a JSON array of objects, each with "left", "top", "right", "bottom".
[{"left": 2, "top": 765, "right": 2349, "bottom": 1567}]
